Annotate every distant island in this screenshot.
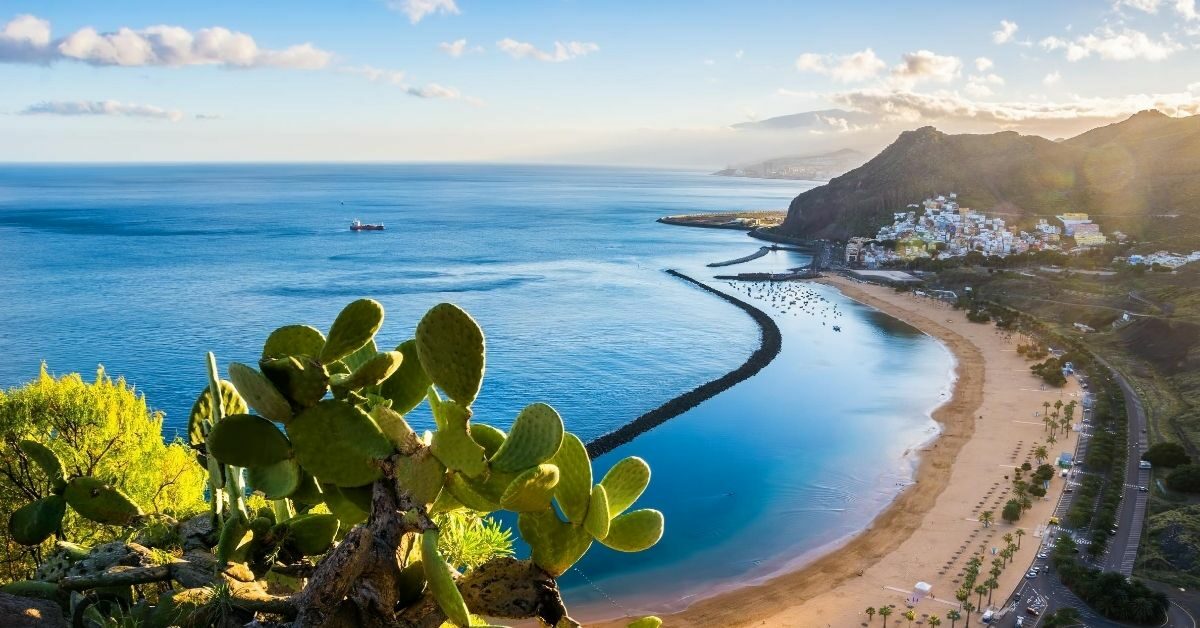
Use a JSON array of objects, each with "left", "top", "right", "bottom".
[{"left": 713, "top": 148, "right": 867, "bottom": 181}]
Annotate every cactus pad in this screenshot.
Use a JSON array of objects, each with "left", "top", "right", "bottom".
[
  {"left": 320, "top": 483, "right": 368, "bottom": 527},
  {"left": 415, "top": 303, "right": 485, "bottom": 406},
  {"left": 469, "top": 424, "right": 507, "bottom": 457},
  {"left": 422, "top": 529, "right": 471, "bottom": 627},
  {"left": 428, "top": 393, "right": 488, "bottom": 478},
  {"left": 597, "top": 509, "right": 663, "bottom": 553},
  {"left": 320, "top": 298, "right": 385, "bottom": 364},
  {"left": 550, "top": 433, "right": 592, "bottom": 525},
  {"left": 489, "top": 403, "right": 564, "bottom": 473},
  {"left": 600, "top": 456, "right": 650, "bottom": 517},
  {"left": 247, "top": 458, "right": 301, "bottom": 499},
  {"left": 518, "top": 509, "right": 593, "bottom": 577},
  {"left": 63, "top": 477, "right": 142, "bottom": 525},
  {"left": 288, "top": 400, "right": 394, "bottom": 487},
  {"left": 206, "top": 413, "right": 292, "bottom": 468},
  {"left": 583, "top": 484, "right": 610, "bottom": 540},
  {"left": 228, "top": 362, "right": 293, "bottom": 424},
  {"left": 262, "top": 324, "right": 326, "bottom": 359},
  {"left": 286, "top": 513, "right": 340, "bottom": 556},
  {"left": 628, "top": 617, "right": 663, "bottom": 628},
  {"left": 188, "top": 380, "right": 247, "bottom": 447},
  {"left": 341, "top": 338, "right": 379, "bottom": 373},
  {"left": 18, "top": 440, "right": 65, "bottom": 488},
  {"left": 339, "top": 350, "right": 404, "bottom": 390},
  {"left": 260, "top": 356, "right": 329, "bottom": 409},
  {"left": 290, "top": 471, "right": 324, "bottom": 505},
  {"left": 379, "top": 339, "right": 433, "bottom": 414},
  {"left": 0, "top": 580, "right": 60, "bottom": 601},
  {"left": 445, "top": 472, "right": 501, "bottom": 513},
  {"left": 216, "top": 512, "right": 252, "bottom": 565},
  {"left": 394, "top": 449, "right": 446, "bottom": 506},
  {"left": 8, "top": 495, "right": 66, "bottom": 546},
  {"left": 500, "top": 464, "right": 560, "bottom": 512},
  {"left": 371, "top": 405, "right": 422, "bottom": 454}
]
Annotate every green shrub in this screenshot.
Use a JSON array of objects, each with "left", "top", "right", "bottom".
[
  {"left": 0, "top": 365, "right": 207, "bottom": 582},
  {"left": 1167, "top": 464, "right": 1200, "bottom": 493},
  {"left": 1143, "top": 442, "right": 1192, "bottom": 468}
]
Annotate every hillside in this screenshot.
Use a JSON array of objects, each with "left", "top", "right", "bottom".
[
  {"left": 781, "top": 111, "right": 1200, "bottom": 240},
  {"left": 713, "top": 148, "right": 867, "bottom": 181}
]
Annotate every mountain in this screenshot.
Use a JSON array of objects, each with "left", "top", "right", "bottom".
[
  {"left": 713, "top": 148, "right": 867, "bottom": 181},
  {"left": 780, "top": 111, "right": 1200, "bottom": 240},
  {"left": 732, "top": 109, "right": 876, "bottom": 132}
]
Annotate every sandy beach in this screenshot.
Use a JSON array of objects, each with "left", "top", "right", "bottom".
[{"left": 599, "top": 274, "right": 1081, "bottom": 627}]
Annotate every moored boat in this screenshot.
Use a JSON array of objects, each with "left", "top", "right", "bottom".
[{"left": 350, "top": 219, "right": 384, "bottom": 231}]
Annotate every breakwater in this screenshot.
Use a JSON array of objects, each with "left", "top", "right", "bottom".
[
  {"left": 707, "top": 246, "right": 771, "bottom": 267},
  {"left": 585, "top": 269, "right": 783, "bottom": 458}
]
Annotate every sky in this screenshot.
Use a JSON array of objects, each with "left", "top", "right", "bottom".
[{"left": 3, "top": 0, "right": 1200, "bottom": 166}]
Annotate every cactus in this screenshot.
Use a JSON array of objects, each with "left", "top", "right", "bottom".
[
  {"left": 260, "top": 355, "right": 329, "bottom": 409},
  {"left": 320, "top": 298, "right": 385, "bottom": 364},
  {"left": 227, "top": 362, "right": 293, "bottom": 423},
  {"left": 334, "top": 350, "right": 403, "bottom": 391},
  {"left": 287, "top": 400, "right": 394, "bottom": 487},
  {"left": 415, "top": 303, "right": 485, "bottom": 406},
  {"left": 583, "top": 485, "right": 610, "bottom": 540},
  {"left": 469, "top": 424, "right": 507, "bottom": 457},
  {"left": 18, "top": 440, "right": 66, "bottom": 489},
  {"left": 598, "top": 509, "right": 664, "bottom": 553},
  {"left": 188, "top": 380, "right": 247, "bottom": 454},
  {"left": 285, "top": 513, "right": 340, "bottom": 556},
  {"left": 518, "top": 509, "right": 593, "bottom": 577},
  {"left": 216, "top": 512, "right": 253, "bottom": 565},
  {"left": 379, "top": 339, "right": 432, "bottom": 414},
  {"left": 628, "top": 617, "right": 663, "bottom": 628},
  {"left": 445, "top": 472, "right": 502, "bottom": 513},
  {"left": 371, "top": 405, "right": 422, "bottom": 454},
  {"left": 550, "top": 433, "right": 592, "bottom": 524},
  {"left": 262, "top": 324, "right": 326, "bottom": 359},
  {"left": 500, "top": 464, "right": 560, "bottom": 513},
  {"left": 428, "top": 391, "right": 488, "bottom": 478},
  {"left": 206, "top": 413, "right": 293, "bottom": 468},
  {"left": 63, "top": 477, "right": 143, "bottom": 526},
  {"left": 422, "top": 529, "right": 472, "bottom": 627},
  {"left": 393, "top": 449, "right": 446, "bottom": 506},
  {"left": 490, "top": 402, "right": 564, "bottom": 473},
  {"left": 246, "top": 458, "right": 301, "bottom": 499},
  {"left": 600, "top": 457, "right": 651, "bottom": 517},
  {"left": 8, "top": 495, "right": 66, "bottom": 545},
  {"left": 319, "top": 483, "right": 368, "bottom": 527}
]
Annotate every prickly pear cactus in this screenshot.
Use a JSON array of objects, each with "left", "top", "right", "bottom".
[{"left": 415, "top": 302, "right": 486, "bottom": 405}]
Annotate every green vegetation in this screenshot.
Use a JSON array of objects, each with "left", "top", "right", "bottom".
[
  {"left": 1051, "top": 534, "right": 1168, "bottom": 624},
  {"left": 0, "top": 299, "right": 664, "bottom": 627},
  {"left": 1140, "top": 504, "right": 1200, "bottom": 588},
  {"left": 1166, "top": 465, "right": 1200, "bottom": 492},
  {"left": 0, "top": 367, "right": 207, "bottom": 582},
  {"left": 1030, "top": 357, "right": 1068, "bottom": 387},
  {"left": 1143, "top": 442, "right": 1192, "bottom": 468}
]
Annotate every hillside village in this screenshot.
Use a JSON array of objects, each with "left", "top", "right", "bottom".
[{"left": 845, "top": 193, "right": 1123, "bottom": 267}]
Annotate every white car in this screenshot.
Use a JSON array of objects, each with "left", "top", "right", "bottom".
[
  {"left": 1026, "top": 571, "right": 1038, "bottom": 578},
  {"left": 1037, "top": 552, "right": 1049, "bottom": 559}
]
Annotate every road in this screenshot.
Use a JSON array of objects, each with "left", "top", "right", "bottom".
[{"left": 1093, "top": 355, "right": 1151, "bottom": 576}]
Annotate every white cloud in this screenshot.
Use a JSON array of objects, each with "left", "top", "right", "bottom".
[
  {"left": 993, "top": 20, "right": 1019, "bottom": 44},
  {"left": 794, "top": 48, "right": 886, "bottom": 83},
  {"left": 1040, "top": 27, "right": 1182, "bottom": 61},
  {"left": 1116, "top": 0, "right": 1162, "bottom": 12},
  {"left": 890, "top": 50, "right": 962, "bottom": 86},
  {"left": 833, "top": 87, "right": 1200, "bottom": 125},
  {"left": 339, "top": 64, "right": 406, "bottom": 84},
  {"left": 438, "top": 38, "right": 478, "bottom": 57},
  {"left": 1177, "top": 0, "right": 1200, "bottom": 19},
  {"left": 1043, "top": 71, "right": 1062, "bottom": 85},
  {"left": 0, "top": 15, "right": 331, "bottom": 69},
  {"left": 734, "top": 49, "right": 744, "bottom": 60},
  {"left": 388, "top": 0, "right": 460, "bottom": 24},
  {"left": 975, "top": 56, "right": 994, "bottom": 72},
  {"left": 20, "top": 99, "right": 185, "bottom": 121},
  {"left": 496, "top": 38, "right": 598, "bottom": 62}
]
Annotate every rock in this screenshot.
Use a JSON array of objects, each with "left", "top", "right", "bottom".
[{"left": 0, "top": 591, "right": 67, "bottom": 627}]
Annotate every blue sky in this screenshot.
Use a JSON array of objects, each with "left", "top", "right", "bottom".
[{"left": 3, "top": 0, "right": 1200, "bottom": 164}]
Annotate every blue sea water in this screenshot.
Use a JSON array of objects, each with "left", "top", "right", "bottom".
[{"left": 0, "top": 164, "right": 952, "bottom": 617}]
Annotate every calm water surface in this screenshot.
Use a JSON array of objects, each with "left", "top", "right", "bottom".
[{"left": 0, "top": 164, "right": 952, "bottom": 615}]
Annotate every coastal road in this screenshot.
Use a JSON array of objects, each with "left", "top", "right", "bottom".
[{"left": 1093, "top": 356, "right": 1151, "bottom": 576}]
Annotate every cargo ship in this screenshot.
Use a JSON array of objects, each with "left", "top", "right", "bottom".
[{"left": 350, "top": 219, "right": 384, "bottom": 231}]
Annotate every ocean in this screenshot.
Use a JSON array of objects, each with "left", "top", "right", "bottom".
[{"left": 0, "top": 164, "right": 952, "bottom": 616}]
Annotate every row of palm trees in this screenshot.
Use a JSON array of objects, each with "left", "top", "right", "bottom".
[
  {"left": 864, "top": 604, "right": 947, "bottom": 627},
  {"left": 1040, "top": 399, "right": 1078, "bottom": 442}
]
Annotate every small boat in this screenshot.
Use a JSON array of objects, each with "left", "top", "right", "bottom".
[
  {"left": 350, "top": 219, "right": 384, "bottom": 231},
  {"left": 832, "top": 325, "right": 842, "bottom": 332}
]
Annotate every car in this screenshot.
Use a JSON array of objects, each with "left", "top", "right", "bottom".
[
  {"left": 1026, "top": 571, "right": 1038, "bottom": 578},
  {"left": 1016, "top": 618, "right": 1025, "bottom": 627},
  {"left": 1026, "top": 606, "right": 1042, "bottom": 616},
  {"left": 1139, "top": 486, "right": 1149, "bottom": 492},
  {"left": 1065, "top": 487, "right": 1074, "bottom": 493},
  {"left": 1037, "top": 552, "right": 1049, "bottom": 559}
]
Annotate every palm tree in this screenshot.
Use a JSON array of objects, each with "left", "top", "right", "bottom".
[
  {"left": 963, "top": 601, "right": 975, "bottom": 627},
  {"left": 947, "top": 609, "right": 961, "bottom": 628},
  {"left": 986, "top": 577, "right": 999, "bottom": 606},
  {"left": 1003, "top": 532, "right": 1014, "bottom": 547},
  {"left": 1047, "top": 433, "right": 1057, "bottom": 447},
  {"left": 1033, "top": 445, "right": 1048, "bottom": 464},
  {"left": 991, "top": 557, "right": 1004, "bottom": 574},
  {"left": 974, "top": 584, "right": 987, "bottom": 609},
  {"left": 903, "top": 609, "right": 916, "bottom": 627},
  {"left": 1055, "top": 399, "right": 1063, "bottom": 412},
  {"left": 879, "top": 604, "right": 893, "bottom": 627},
  {"left": 929, "top": 615, "right": 942, "bottom": 628},
  {"left": 979, "top": 510, "right": 994, "bottom": 528},
  {"left": 955, "top": 587, "right": 969, "bottom": 610},
  {"left": 866, "top": 607, "right": 876, "bottom": 623},
  {"left": 1015, "top": 528, "right": 1025, "bottom": 548},
  {"left": 1042, "top": 400, "right": 1051, "bottom": 420}
]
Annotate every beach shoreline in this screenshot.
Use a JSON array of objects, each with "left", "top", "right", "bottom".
[{"left": 594, "top": 273, "right": 1073, "bottom": 627}]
